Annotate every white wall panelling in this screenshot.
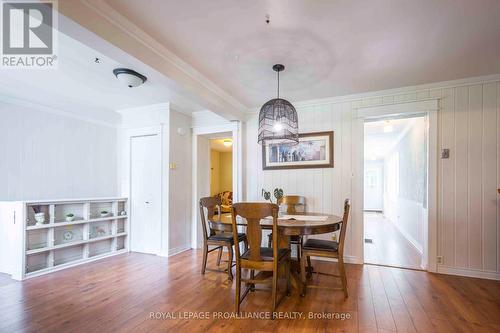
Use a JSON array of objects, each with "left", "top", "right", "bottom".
[
  {"left": 0, "top": 101, "right": 118, "bottom": 201},
  {"left": 168, "top": 110, "right": 192, "bottom": 255},
  {"left": 243, "top": 75, "right": 500, "bottom": 279}
]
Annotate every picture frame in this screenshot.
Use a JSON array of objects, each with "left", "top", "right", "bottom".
[{"left": 262, "top": 131, "right": 334, "bottom": 170}]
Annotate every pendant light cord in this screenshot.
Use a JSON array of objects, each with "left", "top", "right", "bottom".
[{"left": 277, "top": 70, "right": 280, "bottom": 99}]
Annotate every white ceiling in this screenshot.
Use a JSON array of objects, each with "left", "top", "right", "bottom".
[
  {"left": 104, "top": 0, "right": 500, "bottom": 108},
  {"left": 364, "top": 117, "right": 417, "bottom": 160},
  {"left": 0, "top": 31, "right": 203, "bottom": 124}
]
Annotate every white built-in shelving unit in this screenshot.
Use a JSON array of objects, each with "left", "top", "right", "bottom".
[{"left": 0, "top": 197, "right": 128, "bottom": 280}]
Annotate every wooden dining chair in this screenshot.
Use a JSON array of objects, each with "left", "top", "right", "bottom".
[
  {"left": 299, "top": 199, "right": 351, "bottom": 298},
  {"left": 268, "top": 196, "right": 306, "bottom": 262},
  {"left": 199, "top": 197, "right": 247, "bottom": 280},
  {"left": 231, "top": 203, "right": 291, "bottom": 314}
]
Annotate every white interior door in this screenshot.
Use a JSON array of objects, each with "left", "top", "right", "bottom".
[
  {"left": 130, "top": 134, "right": 162, "bottom": 255},
  {"left": 364, "top": 164, "right": 383, "bottom": 211}
]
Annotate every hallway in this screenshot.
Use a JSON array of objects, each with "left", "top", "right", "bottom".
[{"left": 364, "top": 212, "right": 423, "bottom": 270}]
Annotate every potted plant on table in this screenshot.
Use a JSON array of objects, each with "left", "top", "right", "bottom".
[
  {"left": 65, "top": 213, "right": 75, "bottom": 222},
  {"left": 261, "top": 188, "right": 284, "bottom": 203}
]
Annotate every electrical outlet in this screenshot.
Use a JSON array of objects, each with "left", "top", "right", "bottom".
[{"left": 437, "top": 256, "right": 443, "bottom": 264}]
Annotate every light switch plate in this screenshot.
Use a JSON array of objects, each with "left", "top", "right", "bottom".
[{"left": 441, "top": 149, "right": 450, "bottom": 159}]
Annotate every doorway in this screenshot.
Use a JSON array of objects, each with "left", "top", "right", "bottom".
[
  {"left": 363, "top": 116, "right": 427, "bottom": 270},
  {"left": 192, "top": 122, "right": 241, "bottom": 249},
  {"left": 130, "top": 134, "right": 162, "bottom": 255},
  {"left": 210, "top": 137, "right": 233, "bottom": 215}
]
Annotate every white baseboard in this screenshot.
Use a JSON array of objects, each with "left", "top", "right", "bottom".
[
  {"left": 437, "top": 266, "right": 500, "bottom": 281},
  {"left": 168, "top": 245, "right": 191, "bottom": 257}
]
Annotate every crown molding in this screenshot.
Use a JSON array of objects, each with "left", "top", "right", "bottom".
[
  {"left": 248, "top": 73, "right": 500, "bottom": 113},
  {"left": 59, "top": 0, "right": 248, "bottom": 121},
  {"left": 115, "top": 102, "right": 170, "bottom": 115}
]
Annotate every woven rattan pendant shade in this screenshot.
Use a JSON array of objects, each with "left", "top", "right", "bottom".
[{"left": 258, "top": 64, "right": 299, "bottom": 145}]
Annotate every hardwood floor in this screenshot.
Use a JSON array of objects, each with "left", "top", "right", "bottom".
[
  {"left": 364, "top": 212, "right": 423, "bottom": 270},
  {"left": 1, "top": 251, "right": 499, "bottom": 332}
]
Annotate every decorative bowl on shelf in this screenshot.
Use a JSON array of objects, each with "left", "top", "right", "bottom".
[
  {"left": 100, "top": 210, "right": 109, "bottom": 217},
  {"left": 34, "top": 213, "right": 45, "bottom": 225},
  {"left": 120, "top": 210, "right": 127, "bottom": 216},
  {"left": 63, "top": 230, "right": 74, "bottom": 242},
  {"left": 65, "top": 214, "right": 75, "bottom": 222}
]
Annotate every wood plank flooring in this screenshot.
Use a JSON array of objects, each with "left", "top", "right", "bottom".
[
  {"left": 364, "top": 212, "right": 423, "bottom": 270},
  {"left": 1, "top": 251, "right": 499, "bottom": 332}
]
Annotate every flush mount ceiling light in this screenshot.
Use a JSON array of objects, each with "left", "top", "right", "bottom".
[
  {"left": 223, "top": 139, "right": 233, "bottom": 147},
  {"left": 258, "top": 64, "right": 299, "bottom": 145},
  {"left": 383, "top": 120, "right": 394, "bottom": 133},
  {"left": 113, "top": 68, "right": 147, "bottom": 88}
]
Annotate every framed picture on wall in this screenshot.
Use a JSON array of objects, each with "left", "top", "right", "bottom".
[{"left": 262, "top": 131, "right": 334, "bottom": 170}]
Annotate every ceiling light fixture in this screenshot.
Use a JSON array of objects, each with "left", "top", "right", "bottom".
[
  {"left": 257, "top": 64, "right": 299, "bottom": 145},
  {"left": 383, "top": 120, "right": 393, "bottom": 133},
  {"left": 223, "top": 139, "right": 233, "bottom": 147},
  {"left": 113, "top": 68, "right": 147, "bottom": 88}
]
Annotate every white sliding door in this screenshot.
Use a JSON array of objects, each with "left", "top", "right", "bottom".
[{"left": 130, "top": 134, "right": 162, "bottom": 255}]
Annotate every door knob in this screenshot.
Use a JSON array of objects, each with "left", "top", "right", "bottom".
[{"left": 145, "top": 201, "right": 150, "bottom": 204}]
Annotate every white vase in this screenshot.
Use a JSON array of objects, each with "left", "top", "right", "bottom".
[{"left": 34, "top": 213, "right": 45, "bottom": 225}]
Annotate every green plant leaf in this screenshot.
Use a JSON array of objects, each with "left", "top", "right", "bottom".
[{"left": 274, "top": 188, "right": 284, "bottom": 200}]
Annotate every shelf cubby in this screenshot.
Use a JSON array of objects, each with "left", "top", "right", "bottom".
[
  {"left": 54, "top": 224, "right": 84, "bottom": 246},
  {"left": 54, "top": 245, "right": 84, "bottom": 266},
  {"left": 54, "top": 203, "right": 85, "bottom": 223},
  {"left": 89, "top": 239, "right": 112, "bottom": 257},
  {"left": 116, "top": 236, "right": 126, "bottom": 251},
  {"left": 26, "top": 229, "right": 49, "bottom": 251},
  {"left": 116, "top": 219, "right": 126, "bottom": 234},
  {"left": 26, "top": 204, "right": 50, "bottom": 227},
  {"left": 26, "top": 252, "right": 49, "bottom": 274},
  {"left": 89, "top": 221, "right": 112, "bottom": 239},
  {"left": 90, "top": 201, "right": 114, "bottom": 219}
]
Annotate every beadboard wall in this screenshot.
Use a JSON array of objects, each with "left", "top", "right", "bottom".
[
  {"left": 243, "top": 75, "right": 500, "bottom": 279},
  {"left": 0, "top": 101, "right": 118, "bottom": 201},
  {"left": 168, "top": 110, "right": 192, "bottom": 255}
]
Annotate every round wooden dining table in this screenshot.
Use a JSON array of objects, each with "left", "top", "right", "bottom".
[
  {"left": 218, "top": 212, "right": 342, "bottom": 238},
  {"left": 216, "top": 212, "right": 343, "bottom": 292}
]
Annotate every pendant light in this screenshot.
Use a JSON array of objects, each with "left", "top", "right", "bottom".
[{"left": 257, "top": 64, "right": 299, "bottom": 145}]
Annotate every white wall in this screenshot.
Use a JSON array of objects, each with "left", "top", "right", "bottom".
[
  {"left": 364, "top": 160, "right": 384, "bottom": 211},
  {"left": 243, "top": 75, "right": 500, "bottom": 279},
  {"left": 0, "top": 102, "right": 118, "bottom": 200},
  {"left": 210, "top": 150, "right": 220, "bottom": 195},
  {"left": 169, "top": 110, "right": 192, "bottom": 255},
  {"left": 219, "top": 152, "right": 233, "bottom": 192},
  {"left": 194, "top": 135, "right": 210, "bottom": 248}
]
